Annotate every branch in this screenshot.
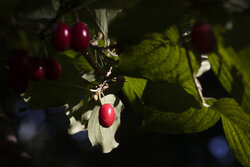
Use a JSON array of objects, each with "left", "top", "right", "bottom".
[{"left": 82, "top": 51, "right": 107, "bottom": 78}]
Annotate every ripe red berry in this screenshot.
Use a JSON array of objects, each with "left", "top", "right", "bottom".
[
  {"left": 51, "top": 23, "right": 71, "bottom": 51},
  {"left": 29, "top": 57, "right": 45, "bottom": 81},
  {"left": 99, "top": 104, "right": 115, "bottom": 128},
  {"left": 8, "top": 74, "right": 29, "bottom": 94},
  {"left": 71, "top": 22, "right": 90, "bottom": 51},
  {"left": 44, "top": 58, "right": 62, "bottom": 81},
  {"left": 191, "top": 23, "right": 216, "bottom": 54}
]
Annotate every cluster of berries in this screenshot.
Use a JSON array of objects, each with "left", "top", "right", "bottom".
[
  {"left": 51, "top": 22, "right": 90, "bottom": 51},
  {"left": 8, "top": 22, "right": 91, "bottom": 94},
  {"left": 8, "top": 49, "right": 62, "bottom": 94}
]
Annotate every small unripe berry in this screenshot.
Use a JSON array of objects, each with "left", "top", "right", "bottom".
[
  {"left": 71, "top": 22, "right": 90, "bottom": 51},
  {"left": 99, "top": 104, "right": 115, "bottom": 128},
  {"left": 51, "top": 23, "right": 71, "bottom": 51},
  {"left": 191, "top": 23, "right": 216, "bottom": 54}
]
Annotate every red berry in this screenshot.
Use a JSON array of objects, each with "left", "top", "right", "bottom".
[
  {"left": 99, "top": 104, "right": 115, "bottom": 128},
  {"left": 71, "top": 22, "right": 90, "bottom": 51},
  {"left": 44, "top": 58, "right": 62, "bottom": 81},
  {"left": 29, "top": 57, "right": 45, "bottom": 81},
  {"left": 51, "top": 23, "right": 71, "bottom": 51},
  {"left": 8, "top": 74, "right": 29, "bottom": 94},
  {"left": 9, "top": 49, "right": 31, "bottom": 79},
  {"left": 191, "top": 23, "right": 216, "bottom": 54}
]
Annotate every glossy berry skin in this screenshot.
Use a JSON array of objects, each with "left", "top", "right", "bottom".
[
  {"left": 191, "top": 23, "right": 216, "bottom": 54},
  {"left": 99, "top": 104, "right": 115, "bottom": 128},
  {"left": 29, "top": 57, "right": 45, "bottom": 81},
  {"left": 71, "top": 22, "right": 90, "bottom": 51},
  {"left": 44, "top": 58, "right": 62, "bottom": 81},
  {"left": 51, "top": 23, "right": 71, "bottom": 51}
]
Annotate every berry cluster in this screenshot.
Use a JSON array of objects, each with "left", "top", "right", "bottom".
[
  {"left": 8, "top": 22, "right": 90, "bottom": 94},
  {"left": 51, "top": 22, "right": 90, "bottom": 51},
  {"left": 8, "top": 50, "right": 62, "bottom": 94}
]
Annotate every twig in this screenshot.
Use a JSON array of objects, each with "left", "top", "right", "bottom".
[{"left": 82, "top": 51, "right": 107, "bottom": 78}]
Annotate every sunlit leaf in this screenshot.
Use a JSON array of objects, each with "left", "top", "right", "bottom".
[{"left": 88, "top": 94, "right": 123, "bottom": 153}]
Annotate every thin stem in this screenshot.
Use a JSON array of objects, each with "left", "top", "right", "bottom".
[
  {"left": 185, "top": 48, "right": 208, "bottom": 107},
  {"left": 98, "top": 90, "right": 103, "bottom": 105},
  {"left": 177, "top": 25, "right": 208, "bottom": 107}
]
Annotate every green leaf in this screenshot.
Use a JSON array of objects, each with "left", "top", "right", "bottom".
[
  {"left": 88, "top": 94, "right": 123, "bottom": 153},
  {"left": 59, "top": 50, "right": 93, "bottom": 72},
  {"left": 119, "top": 26, "right": 199, "bottom": 100},
  {"left": 143, "top": 81, "right": 200, "bottom": 113},
  {"left": 141, "top": 98, "right": 220, "bottom": 134},
  {"left": 122, "top": 76, "right": 147, "bottom": 105},
  {"left": 212, "top": 98, "right": 250, "bottom": 167},
  {"left": 222, "top": 118, "right": 250, "bottom": 167},
  {"left": 209, "top": 25, "right": 250, "bottom": 114},
  {"left": 211, "top": 98, "right": 250, "bottom": 131},
  {"left": 16, "top": 0, "right": 60, "bottom": 22},
  {"left": 23, "top": 55, "right": 91, "bottom": 109},
  {"left": 122, "top": 76, "right": 220, "bottom": 134}
]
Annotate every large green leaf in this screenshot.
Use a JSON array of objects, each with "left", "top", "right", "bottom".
[
  {"left": 23, "top": 55, "right": 91, "bottom": 109},
  {"left": 88, "top": 94, "right": 123, "bottom": 153},
  {"left": 209, "top": 26, "right": 250, "bottom": 114},
  {"left": 122, "top": 76, "right": 220, "bottom": 134},
  {"left": 119, "top": 26, "right": 200, "bottom": 100},
  {"left": 141, "top": 98, "right": 220, "bottom": 134},
  {"left": 122, "top": 76, "right": 147, "bottom": 105},
  {"left": 212, "top": 98, "right": 250, "bottom": 167}
]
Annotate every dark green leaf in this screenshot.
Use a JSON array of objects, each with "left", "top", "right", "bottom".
[
  {"left": 60, "top": 50, "right": 93, "bottom": 72},
  {"left": 16, "top": 0, "right": 60, "bottom": 21},
  {"left": 122, "top": 76, "right": 147, "bottom": 105},
  {"left": 209, "top": 25, "right": 250, "bottom": 114},
  {"left": 211, "top": 98, "right": 250, "bottom": 131},
  {"left": 212, "top": 98, "right": 250, "bottom": 167},
  {"left": 23, "top": 55, "right": 91, "bottom": 109},
  {"left": 119, "top": 26, "right": 200, "bottom": 99},
  {"left": 143, "top": 81, "right": 200, "bottom": 113},
  {"left": 140, "top": 98, "right": 220, "bottom": 134}
]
